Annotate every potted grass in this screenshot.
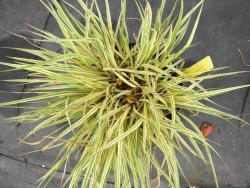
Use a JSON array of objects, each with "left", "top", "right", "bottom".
[{"left": 0, "top": 0, "right": 249, "bottom": 187}]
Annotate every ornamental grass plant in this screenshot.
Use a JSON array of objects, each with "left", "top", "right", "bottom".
[{"left": 0, "top": 0, "right": 249, "bottom": 187}]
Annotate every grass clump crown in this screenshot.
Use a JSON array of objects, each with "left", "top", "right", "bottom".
[{"left": 0, "top": 0, "right": 248, "bottom": 187}]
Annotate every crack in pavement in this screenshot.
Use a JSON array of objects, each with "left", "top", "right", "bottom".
[
  {"left": 0, "top": 152, "right": 118, "bottom": 186},
  {"left": 0, "top": 152, "right": 57, "bottom": 172}
]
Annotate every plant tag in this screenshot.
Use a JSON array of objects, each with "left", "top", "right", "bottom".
[{"left": 184, "top": 56, "right": 214, "bottom": 77}]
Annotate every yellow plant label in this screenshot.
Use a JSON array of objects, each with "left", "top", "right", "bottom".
[{"left": 184, "top": 56, "right": 214, "bottom": 77}]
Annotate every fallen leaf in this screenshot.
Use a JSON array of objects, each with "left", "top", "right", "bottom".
[{"left": 200, "top": 122, "right": 215, "bottom": 137}]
